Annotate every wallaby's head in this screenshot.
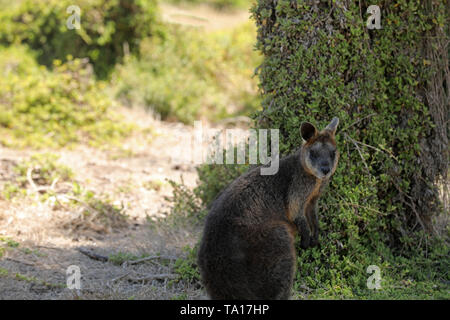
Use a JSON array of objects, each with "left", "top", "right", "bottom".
[{"left": 300, "top": 117, "right": 339, "bottom": 180}]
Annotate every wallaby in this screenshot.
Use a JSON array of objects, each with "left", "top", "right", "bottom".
[{"left": 197, "top": 117, "right": 340, "bottom": 300}]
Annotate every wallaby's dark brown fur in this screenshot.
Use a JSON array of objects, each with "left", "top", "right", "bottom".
[{"left": 198, "top": 118, "right": 340, "bottom": 300}]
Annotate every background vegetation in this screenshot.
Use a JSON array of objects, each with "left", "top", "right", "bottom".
[
  {"left": 0, "top": 45, "right": 133, "bottom": 148},
  {"left": 0, "top": 0, "right": 261, "bottom": 128},
  {"left": 112, "top": 22, "right": 261, "bottom": 123},
  {"left": 0, "top": 0, "right": 159, "bottom": 78}
]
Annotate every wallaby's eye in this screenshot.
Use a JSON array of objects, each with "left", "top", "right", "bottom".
[
  {"left": 310, "top": 151, "right": 318, "bottom": 160},
  {"left": 330, "top": 150, "right": 336, "bottom": 158}
]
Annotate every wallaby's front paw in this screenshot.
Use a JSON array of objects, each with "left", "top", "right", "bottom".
[
  {"left": 309, "top": 229, "right": 319, "bottom": 247},
  {"left": 300, "top": 234, "right": 311, "bottom": 249},
  {"left": 309, "top": 235, "right": 319, "bottom": 247}
]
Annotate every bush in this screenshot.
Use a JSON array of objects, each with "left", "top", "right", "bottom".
[
  {"left": 0, "top": 46, "right": 133, "bottom": 148},
  {"left": 195, "top": 163, "right": 249, "bottom": 206},
  {"left": 112, "top": 22, "right": 262, "bottom": 123},
  {"left": 164, "top": 162, "right": 249, "bottom": 226},
  {"left": 250, "top": 0, "right": 449, "bottom": 297},
  {"left": 164, "top": 178, "right": 206, "bottom": 223},
  {"left": 0, "top": 0, "right": 160, "bottom": 78},
  {"left": 173, "top": 245, "right": 201, "bottom": 284}
]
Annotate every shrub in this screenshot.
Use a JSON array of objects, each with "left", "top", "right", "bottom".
[
  {"left": 173, "top": 245, "right": 201, "bottom": 284},
  {"left": 0, "top": 0, "right": 160, "bottom": 78},
  {"left": 195, "top": 163, "right": 249, "bottom": 206},
  {"left": 250, "top": 0, "right": 449, "bottom": 297},
  {"left": 164, "top": 161, "right": 249, "bottom": 226},
  {"left": 165, "top": 178, "right": 204, "bottom": 219},
  {"left": 0, "top": 46, "right": 133, "bottom": 148},
  {"left": 112, "top": 22, "right": 262, "bottom": 123}
]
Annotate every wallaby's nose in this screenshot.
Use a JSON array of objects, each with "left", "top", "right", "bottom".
[{"left": 320, "top": 166, "right": 330, "bottom": 175}]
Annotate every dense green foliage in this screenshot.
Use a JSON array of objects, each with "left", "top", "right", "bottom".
[
  {"left": 248, "top": 0, "right": 449, "bottom": 297},
  {"left": 0, "top": 0, "right": 159, "bottom": 78},
  {"left": 0, "top": 46, "right": 133, "bottom": 148},
  {"left": 112, "top": 22, "right": 261, "bottom": 123}
]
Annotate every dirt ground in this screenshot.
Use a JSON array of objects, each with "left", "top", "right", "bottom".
[
  {"left": 0, "top": 107, "right": 207, "bottom": 300},
  {"left": 160, "top": 2, "right": 251, "bottom": 31}
]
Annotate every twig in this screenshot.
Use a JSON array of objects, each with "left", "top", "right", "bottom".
[
  {"left": 346, "top": 134, "right": 370, "bottom": 174},
  {"left": 110, "top": 271, "right": 133, "bottom": 283},
  {"left": 36, "top": 245, "right": 62, "bottom": 250},
  {"left": 6, "top": 257, "right": 35, "bottom": 266},
  {"left": 50, "top": 177, "right": 59, "bottom": 190},
  {"left": 312, "top": 4, "right": 335, "bottom": 26},
  {"left": 345, "top": 133, "right": 397, "bottom": 161},
  {"left": 27, "top": 167, "right": 61, "bottom": 194},
  {"left": 391, "top": 180, "right": 429, "bottom": 233},
  {"left": 58, "top": 195, "right": 98, "bottom": 216},
  {"left": 330, "top": 202, "right": 385, "bottom": 215},
  {"left": 355, "top": 140, "right": 397, "bottom": 160},
  {"left": 127, "top": 255, "right": 178, "bottom": 265},
  {"left": 77, "top": 248, "right": 108, "bottom": 262},
  {"left": 106, "top": 271, "right": 134, "bottom": 290},
  {"left": 340, "top": 113, "right": 376, "bottom": 132},
  {"left": 127, "top": 273, "right": 177, "bottom": 283},
  {"left": 53, "top": 195, "right": 70, "bottom": 211},
  {"left": 26, "top": 167, "right": 38, "bottom": 191}
]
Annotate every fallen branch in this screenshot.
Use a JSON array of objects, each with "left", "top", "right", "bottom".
[
  {"left": 6, "top": 257, "right": 35, "bottom": 266},
  {"left": 26, "top": 167, "right": 38, "bottom": 192},
  {"left": 50, "top": 177, "right": 59, "bottom": 190},
  {"left": 110, "top": 271, "right": 133, "bottom": 283},
  {"left": 77, "top": 248, "right": 108, "bottom": 262},
  {"left": 36, "top": 245, "right": 62, "bottom": 251},
  {"left": 127, "top": 255, "right": 178, "bottom": 265},
  {"left": 127, "top": 273, "right": 177, "bottom": 283}
]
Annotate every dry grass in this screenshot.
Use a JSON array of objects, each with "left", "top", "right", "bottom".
[{"left": 0, "top": 107, "right": 205, "bottom": 300}]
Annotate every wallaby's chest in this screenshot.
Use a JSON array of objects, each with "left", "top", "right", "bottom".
[{"left": 287, "top": 179, "right": 322, "bottom": 221}]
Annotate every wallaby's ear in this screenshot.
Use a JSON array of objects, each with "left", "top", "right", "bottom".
[
  {"left": 301, "top": 122, "right": 317, "bottom": 142},
  {"left": 324, "top": 117, "right": 339, "bottom": 135}
]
